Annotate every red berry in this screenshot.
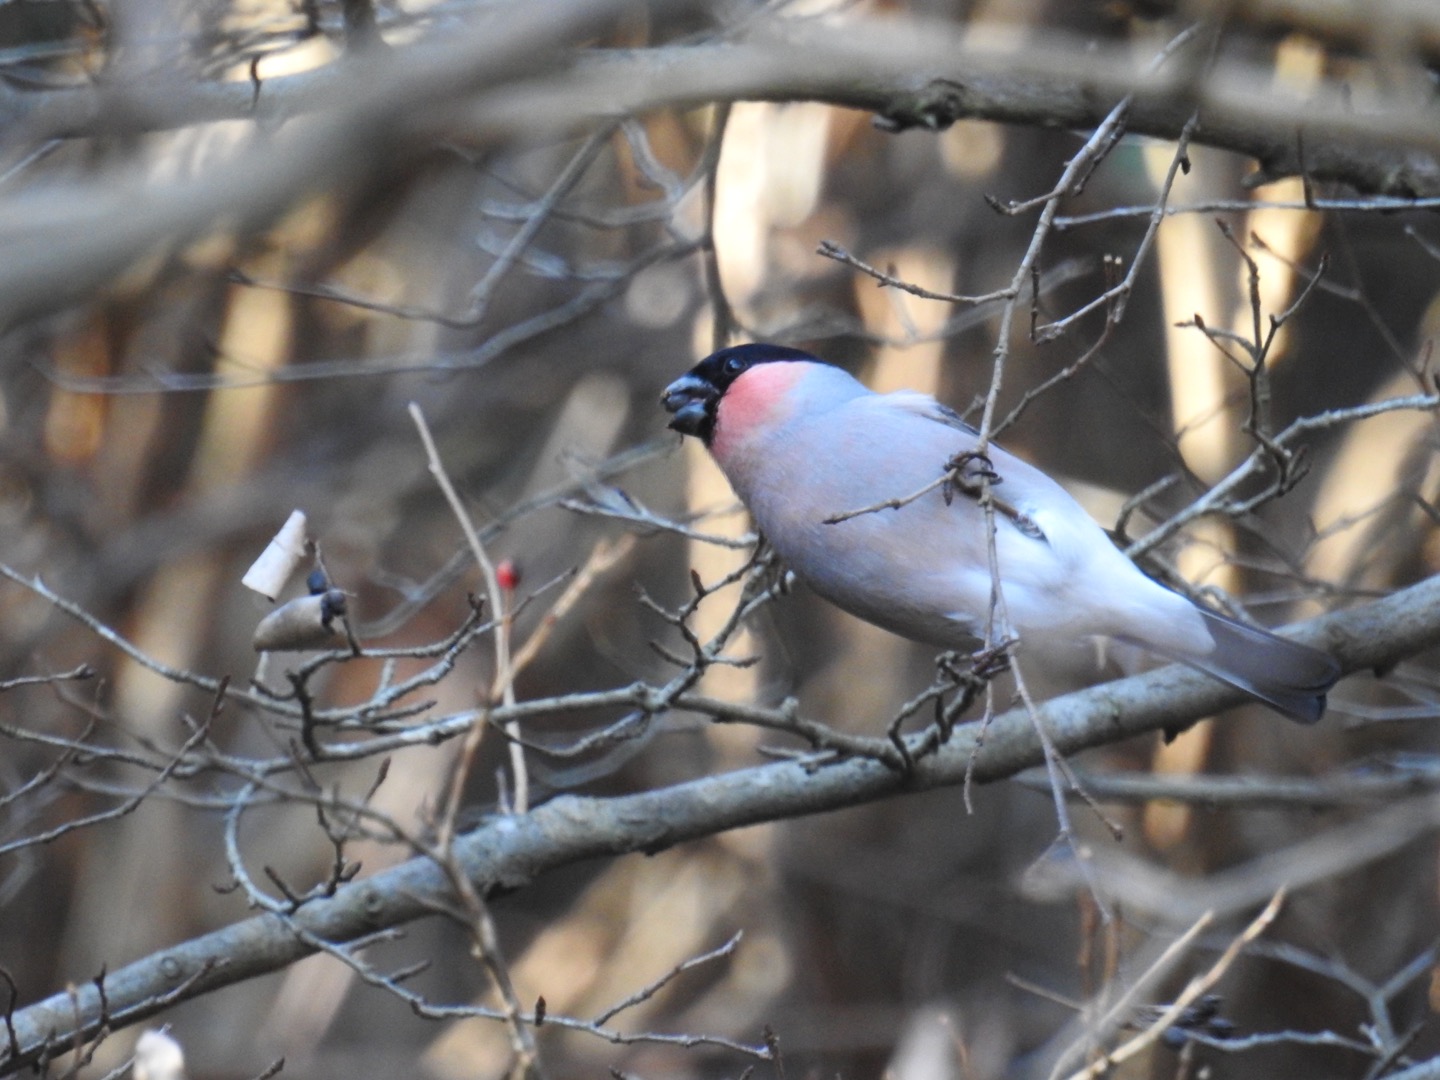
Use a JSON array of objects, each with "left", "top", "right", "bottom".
[{"left": 495, "top": 559, "right": 520, "bottom": 591}]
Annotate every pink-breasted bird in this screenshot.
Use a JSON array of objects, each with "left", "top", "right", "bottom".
[{"left": 661, "top": 343, "right": 1340, "bottom": 723}]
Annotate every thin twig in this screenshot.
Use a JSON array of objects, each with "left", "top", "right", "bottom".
[
  {"left": 1063, "top": 891, "right": 1286, "bottom": 1080},
  {"left": 407, "top": 403, "right": 527, "bottom": 824}
]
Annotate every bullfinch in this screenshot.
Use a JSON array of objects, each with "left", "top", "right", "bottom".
[{"left": 661, "top": 343, "right": 1340, "bottom": 723}]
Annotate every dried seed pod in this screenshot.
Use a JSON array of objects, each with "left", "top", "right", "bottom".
[
  {"left": 241, "top": 510, "right": 309, "bottom": 600},
  {"left": 252, "top": 591, "right": 345, "bottom": 651},
  {"left": 133, "top": 1029, "right": 186, "bottom": 1080}
]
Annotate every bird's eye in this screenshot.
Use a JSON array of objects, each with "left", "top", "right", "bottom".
[{"left": 723, "top": 356, "right": 746, "bottom": 377}]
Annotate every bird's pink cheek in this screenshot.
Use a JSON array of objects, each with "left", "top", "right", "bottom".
[{"left": 711, "top": 365, "right": 806, "bottom": 461}]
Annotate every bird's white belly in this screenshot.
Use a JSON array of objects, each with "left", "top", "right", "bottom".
[{"left": 751, "top": 479, "right": 1073, "bottom": 648}]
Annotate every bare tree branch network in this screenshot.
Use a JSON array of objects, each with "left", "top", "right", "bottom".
[{"left": 2, "top": 1, "right": 1440, "bottom": 1077}]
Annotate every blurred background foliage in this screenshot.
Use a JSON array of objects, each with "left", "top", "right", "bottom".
[{"left": 2, "top": 0, "right": 1440, "bottom": 1077}]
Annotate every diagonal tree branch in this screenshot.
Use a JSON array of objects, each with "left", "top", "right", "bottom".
[{"left": 530, "top": 25, "right": 1440, "bottom": 196}]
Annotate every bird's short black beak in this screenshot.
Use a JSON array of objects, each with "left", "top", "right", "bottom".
[{"left": 661, "top": 373, "right": 717, "bottom": 438}]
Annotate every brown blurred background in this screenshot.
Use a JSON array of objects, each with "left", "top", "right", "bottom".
[{"left": 2, "top": 0, "right": 1440, "bottom": 1077}]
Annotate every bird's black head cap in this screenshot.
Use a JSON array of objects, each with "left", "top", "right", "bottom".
[{"left": 661, "top": 343, "right": 817, "bottom": 442}]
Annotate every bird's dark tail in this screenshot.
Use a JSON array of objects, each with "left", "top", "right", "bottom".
[{"left": 1179, "top": 608, "right": 1341, "bottom": 724}]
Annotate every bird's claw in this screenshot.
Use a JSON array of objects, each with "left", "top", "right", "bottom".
[
  {"left": 969, "top": 641, "right": 1015, "bottom": 680},
  {"left": 941, "top": 451, "right": 1001, "bottom": 505}
]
